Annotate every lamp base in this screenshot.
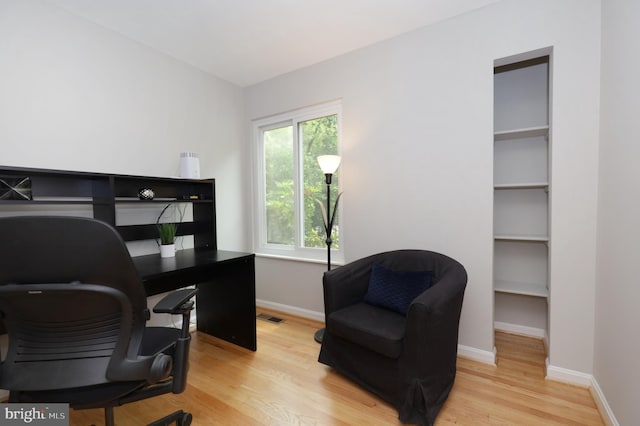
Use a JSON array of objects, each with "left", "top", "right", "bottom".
[{"left": 314, "top": 328, "right": 325, "bottom": 343}]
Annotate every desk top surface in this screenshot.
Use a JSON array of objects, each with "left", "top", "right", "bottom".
[{"left": 133, "top": 248, "right": 254, "bottom": 282}]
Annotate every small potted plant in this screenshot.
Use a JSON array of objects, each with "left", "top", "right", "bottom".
[{"left": 157, "top": 222, "right": 177, "bottom": 257}]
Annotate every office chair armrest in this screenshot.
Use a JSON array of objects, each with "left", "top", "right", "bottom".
[{"left": 153, "top": 288, "right": 198, "bottom": 315}]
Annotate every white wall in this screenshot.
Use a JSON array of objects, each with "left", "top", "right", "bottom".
[
  {"left": 0, "top": 0, "right": 250, "bottom": 252},
  {"left": 595, "top": 1, "right": 640, "bottom": 425},
  {"left": 245, "top": 0, "right": 601, "bottom": 370}
]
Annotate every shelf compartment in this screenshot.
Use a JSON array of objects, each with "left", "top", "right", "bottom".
[
  {"left": 494, "top": 188, "right": 548, "bottom": 237},
  {"left": 117, "top": 221, "right": 211, "bottom": 242},
  {"left": 113, "top": 177, "right": 214, "bottom": 201},
  {"left": 494, "top": 133, "right": 548, "bottom": 185},
  {"left": 494, "top": 239, "right": 548, "bottom": 295},
  {"left": 0, "top": 204, "right": 94, "bottom": 220},
  {"left": 495, "top": 292, "right": 548, "bottom": 332},
  {"left": 1, "top": 173, "right": 100, "bottom": 200},
  {"left": 494, "top": 60, "right": 549, "bottom": 132}
]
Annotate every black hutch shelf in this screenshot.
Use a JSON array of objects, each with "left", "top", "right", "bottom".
[{"left": 0, "top": 165, "right": 216, "bottom": 249}]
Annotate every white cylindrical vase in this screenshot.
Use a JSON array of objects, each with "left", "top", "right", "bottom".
[
  {"left": 180, "top": 152, "right": 200, "bottom": 179},
  {"left": 160, "top": 243, "right": 175, "bottom": 258}
]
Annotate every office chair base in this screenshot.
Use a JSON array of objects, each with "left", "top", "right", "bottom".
[
  {"left": 103, "top": 407, "right": 192, "bottom": 426},
  {"left": 148, "top": 410, "right": 192, "bottom": 426}
]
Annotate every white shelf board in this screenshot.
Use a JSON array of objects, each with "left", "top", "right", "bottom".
[
  {"left": 494, "top": 182, "right": 548, "bottom": 190},
  {"left": 494, "top": 234, "right": 548, "bottom": 242},
  {"left": 494, "top": 125, "right": 549, "bottom": 141},
  {"left": 494, "top": 280, "right": 548, "bottom": 298}
]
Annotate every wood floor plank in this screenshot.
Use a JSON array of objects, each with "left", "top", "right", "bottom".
[{"left": 68, "top": 310, "right": 604, "bottom": 425}]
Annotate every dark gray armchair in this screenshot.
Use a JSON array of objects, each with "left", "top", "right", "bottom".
[
  {"left": 0, "top": 216, "right": 196, "bottom": 426},
  {"left": 318, "top": 250, "right": 467, "bottom": 426}
]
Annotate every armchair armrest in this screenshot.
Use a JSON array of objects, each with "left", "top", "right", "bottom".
[
  {"left": 403, "top": 264, "right": 467, "bottom": 365},
  {"left": 323, "top": 256, "right": 377, "bottom": 315},
  {"left": 153, "top": 288, "right": 198, "bottom": 315}
]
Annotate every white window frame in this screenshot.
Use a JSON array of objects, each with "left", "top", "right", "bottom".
[{"left": 252, "top": 100, "right": 343, "bottom": 264}]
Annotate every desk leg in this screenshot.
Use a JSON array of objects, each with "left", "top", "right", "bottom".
[{"left": 195, "top": 257, "right": 256, "bottom": 351}]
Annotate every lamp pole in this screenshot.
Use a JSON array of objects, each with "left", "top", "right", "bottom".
[
  {"left": 324, "top": 172, "right": 333, "bottom": 271},
  {"left": 315, "top": 155, "right": 341, "bottom": 343}
]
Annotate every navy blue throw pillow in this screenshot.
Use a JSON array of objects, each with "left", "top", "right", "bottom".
[{"left": 364, "top": 263, "right": 433, "bottom": 315}]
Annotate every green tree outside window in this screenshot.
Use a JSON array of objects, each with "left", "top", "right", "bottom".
[{"left": 263, "top": 114, "right": 339, "bottom": 249}]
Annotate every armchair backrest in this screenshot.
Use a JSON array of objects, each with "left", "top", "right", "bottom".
[
  {"left": 365, "top": 249, "right": 463, "bottom": 281},
  {"left": 0, "top": 216, "right": 150, "bottom": 391},
  {"left": 323, "top": 249, "right": 467, "bottom": 315}
]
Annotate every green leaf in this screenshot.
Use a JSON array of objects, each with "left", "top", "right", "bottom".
[{"left": 156, "top": 222, "right": 177, "bottom": 245}]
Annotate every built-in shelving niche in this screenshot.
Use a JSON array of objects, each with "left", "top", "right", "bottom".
[{"left": 493, "top": 52, "right": 551, "bottom": 344}]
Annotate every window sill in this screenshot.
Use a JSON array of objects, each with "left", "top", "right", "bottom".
[{"left": 255, "top": 252, "right": 345, "bottom": 267}]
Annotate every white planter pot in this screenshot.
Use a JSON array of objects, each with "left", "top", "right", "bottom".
[{"left": 160, "top": 243, "right": 175, "bottom": 258}]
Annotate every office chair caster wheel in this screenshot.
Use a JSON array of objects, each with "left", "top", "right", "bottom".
[{"left": 178, "top": 412, "right": 192, "bottom": 426}]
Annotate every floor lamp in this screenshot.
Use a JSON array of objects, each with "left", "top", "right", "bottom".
[{"left": 314, "top": 155, "right": 341, "bottom": 343}]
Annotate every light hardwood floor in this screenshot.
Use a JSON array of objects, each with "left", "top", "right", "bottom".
[{"left": 70, "top": 310, "right": 604, "bottom": 425}]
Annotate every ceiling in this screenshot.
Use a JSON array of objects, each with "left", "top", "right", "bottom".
[{"left": 46, "top": 0, "right": 500, "bottom": 87}]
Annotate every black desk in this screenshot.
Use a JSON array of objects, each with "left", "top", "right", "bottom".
[{"left": 133, "top": 248, "right": 256, "bottom": 351}]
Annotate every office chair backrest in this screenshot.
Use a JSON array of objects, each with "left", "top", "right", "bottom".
[{"left": 0, "top": 216, "right": 151, "bottom": 391}]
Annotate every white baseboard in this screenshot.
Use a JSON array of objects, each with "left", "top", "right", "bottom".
[
  {"left": 546, "top": 364, "right": 618, "bottom": 425},
  {"left": 546, "top": 362, "right": 593, "bottom": 386},
  {"left": 494, "top": 321, "right": 546, "bottom": 339},
  {"left": 589, "top": 377, "right": 619, "bottom": 426},
  {"left": 256, "top": 299, "right": 325, "bottom": 322},
  {"left": 458, "top": 344, "right": 496, "bottom": 365}
]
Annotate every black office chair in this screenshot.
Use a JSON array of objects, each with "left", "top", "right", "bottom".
[{"left": 0, "top": 216, "right": 197, "bottom": 426}]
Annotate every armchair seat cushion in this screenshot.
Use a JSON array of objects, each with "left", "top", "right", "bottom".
[{"left": 327, "top": 302, "right": 406, "bottom": 359}]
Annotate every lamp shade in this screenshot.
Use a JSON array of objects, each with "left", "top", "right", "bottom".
[{"left": 317, "top": 155, "right": 341, "bottom": 174}]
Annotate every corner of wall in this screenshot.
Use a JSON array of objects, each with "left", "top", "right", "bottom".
[{"left": 589, "top": 377, "right": 620, "bottom": 426}]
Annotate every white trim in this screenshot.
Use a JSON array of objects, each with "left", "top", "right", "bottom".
[
  {"left": 256, "top": 252, "right": 344, "bottom": 267},
  {"left": 544, "top": 362, "right": 618, "bottom": 425},
  {"left": 494, "top": 46, "right": 554, "bottom": 67},
  {"left": 251, "top": 99, "right": 343, "bottom": 126},
  {"left": 256, "top": 299, "right": 325, "bottom": 323},
  {"left": 458, "top": 344, "right": 497, "bottom": 365},
  {"left": 494, "top": 321, "right": 546, "bottom": 339},
  {"left": 545, "top": 362, "right": 593, "bottom": 387},
  {"left": 589, "top": 378, "right": 619, "bottom": 426}
]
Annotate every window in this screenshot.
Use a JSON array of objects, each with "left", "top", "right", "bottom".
[{"left": 253, "top": 101, "right": 342, "bottom": 262}]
